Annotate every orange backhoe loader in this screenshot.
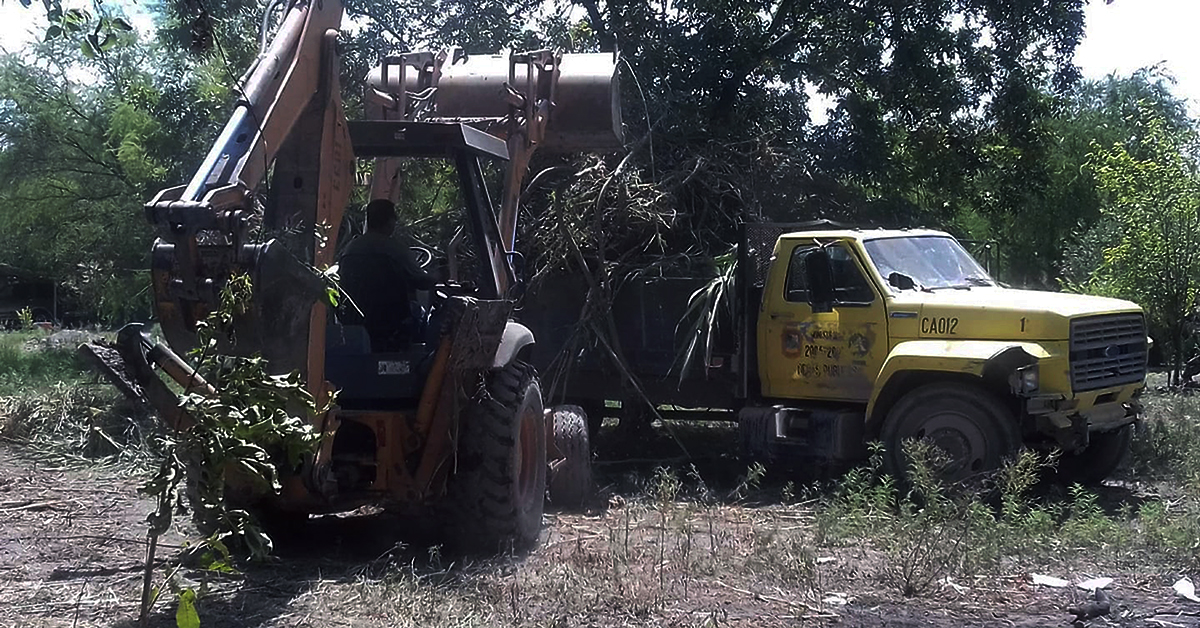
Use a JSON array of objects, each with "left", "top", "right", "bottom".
[{"left": 83, "top": 0, "right": 620, "bottom": 552}]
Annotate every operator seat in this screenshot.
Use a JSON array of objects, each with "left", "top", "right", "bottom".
[{"left": 337, "top": 250, "right": 420, "bottom": 352}]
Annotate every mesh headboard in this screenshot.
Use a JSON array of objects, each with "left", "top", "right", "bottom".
[{"left": 740, "top": 221, "right": 848, "bottom": 288}]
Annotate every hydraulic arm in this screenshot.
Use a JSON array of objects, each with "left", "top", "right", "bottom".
[{"left": 146, "top": 0, "right": 353, "bottom": 383}]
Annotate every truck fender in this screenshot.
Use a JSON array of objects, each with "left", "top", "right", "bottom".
[
  {"left": 865, "top": 340, "right": 1050, "bottom": 433},
  {"left": 493, "top": 322, "right": 535, "bottom": 368}
]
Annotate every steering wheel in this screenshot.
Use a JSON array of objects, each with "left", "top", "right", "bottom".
[{"left": 409, "top": 246, "right": 434, "bottom": 269}]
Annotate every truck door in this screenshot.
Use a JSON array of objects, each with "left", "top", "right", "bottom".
[{"left": 758, "top": 240, "right": 888, "bottom": 402}]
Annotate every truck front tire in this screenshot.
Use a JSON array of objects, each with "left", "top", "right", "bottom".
[
  {"left": 446, "top": 361, "right": 546, "bottom": 554},
  {"left": 1052, "top": 424, "right": 1132, "bottom": 485},
  {"left": 881, "top": 382, "right": 1019, "bottom": 484}
]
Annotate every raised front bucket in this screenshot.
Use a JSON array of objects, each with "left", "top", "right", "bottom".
[{"left": 369, "top": 51, "right": 623, "bottom": 153}]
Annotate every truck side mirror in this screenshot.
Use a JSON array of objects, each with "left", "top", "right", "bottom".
[
  {"left": 805, "top": 249, "right": 835, "bottom": 313},
  {"left": 888, "top": 272, "right": 915, "bottom": 291}
]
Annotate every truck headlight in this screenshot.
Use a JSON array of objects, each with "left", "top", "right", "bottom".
[{"left": 1011, "top": 364, "right": 1039, "bottom": 394}]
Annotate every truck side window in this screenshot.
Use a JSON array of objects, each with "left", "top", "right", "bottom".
[
  {"left": 785, "top": 245, "right": 816, "bottom": 302},
  {"left": 830, "top": 246, "right": 875, "bottom": 304},
  {"left": 784, "top": 244, "right": 874, "bottom": 304}
]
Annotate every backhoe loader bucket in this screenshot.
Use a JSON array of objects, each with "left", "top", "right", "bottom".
[{"left": 368, "top": 52, "right": 622, "bottom": 153}]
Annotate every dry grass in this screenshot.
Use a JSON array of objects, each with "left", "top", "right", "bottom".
[
  {"left": 267, "top": 503, "right": 843, "bottom": 628},
  {"left": 0, "top": 330, "right": 162, "bottom": 468},
  {"left": 7, "top": 331, "right": 1200, "bottom": 626}
]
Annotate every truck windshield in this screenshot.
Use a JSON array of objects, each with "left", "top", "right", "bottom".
[{"left": 862, "top": 236, "right": 994, "bottom": 290}]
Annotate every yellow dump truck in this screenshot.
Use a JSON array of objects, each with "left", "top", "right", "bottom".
[{"left": 526, "top": 223, "right": 1147, "bottom": 483}]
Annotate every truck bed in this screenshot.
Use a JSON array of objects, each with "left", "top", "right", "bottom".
[{"left": 520, "top": 273, "right": 739, "bottom": 410}]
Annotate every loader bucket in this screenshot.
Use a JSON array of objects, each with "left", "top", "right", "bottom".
[{"left": 369, "top": 52, "right": 623, "bottom": 153}]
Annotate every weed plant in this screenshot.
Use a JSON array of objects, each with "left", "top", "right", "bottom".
[
  {"left": 1131, "top": 390, "right": 1200, "bottom": 483},
  {"left": 817, "top": 409, "right": 1200, "bottom": 598}
]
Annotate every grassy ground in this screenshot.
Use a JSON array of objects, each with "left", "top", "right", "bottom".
[
  {"left": 4, "top": 330, "right": 1200, "bottom": 626},
  {"left": 0, "top": 331, "right": 87, "bottom": 395},
  {"left": 0, "top": 329, "right": 159, "bottom": 466}
]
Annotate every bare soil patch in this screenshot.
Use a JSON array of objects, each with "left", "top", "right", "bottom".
[
  {"left": 5, "top": 438, "right": 1200, "bottom": 628},
  {"left": 0, "top": 448, "right": 184, "bottom": 627}
]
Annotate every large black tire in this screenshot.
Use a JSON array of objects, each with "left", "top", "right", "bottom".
[
  {"left": 445, "top": 361, "right": 546, "bottom": 554},
  {"left": 738, "top": 407, "right": 774, "bottom": 463},
  {"left": 1053, "top": 424, "right": 1132, "bottom": 485},
  {"left": 881, "top": 382, "right": 1020, "bottom": 484},
  {"left": 547, "top": 405, "right": 592, "bottom": 509}
]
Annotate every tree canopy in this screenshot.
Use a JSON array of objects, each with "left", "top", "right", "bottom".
[{"left": 0, "top": 0, "right": 1196, "bottom": 361}]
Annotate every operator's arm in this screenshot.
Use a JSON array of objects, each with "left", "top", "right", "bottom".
[{"left": 395, "top": 245, "right": 436, "bottom": 290}]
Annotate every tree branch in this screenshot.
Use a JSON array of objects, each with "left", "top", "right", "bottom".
[
  {"left": 573, "top": 0, "right": 613, "bottom": 51},
  {"left": 710, "top": 0, "right": 806, "bottom": 122}
]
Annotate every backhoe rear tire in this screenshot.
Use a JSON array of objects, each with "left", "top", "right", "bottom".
[
  {"left": 445, "top": 361, "right": 546, "bottom": 554},
  {"left": 547, "top": 405, "right": 592, "bottom": 509}
]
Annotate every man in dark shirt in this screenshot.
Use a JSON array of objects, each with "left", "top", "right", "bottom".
[{"left": 338, "top": 199, "right": 435, "bottom": 350}]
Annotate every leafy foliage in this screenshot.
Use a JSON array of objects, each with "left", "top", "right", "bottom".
[
  {"left": 134, "top": 272, "right": 323, "bottom": 624},
  {"left": 0, "top": 0, "right": 1196, "bottom": 365},
  {"left": 142, "top": 274, "right": 322, "bottom": 558},
  {"left": 1082, "top": 107, "right": 1200, "bottom": 382}
]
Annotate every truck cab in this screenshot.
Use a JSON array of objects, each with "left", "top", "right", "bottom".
[{"left": 751, "top": 228, "right": 1146, "bottom": 482}]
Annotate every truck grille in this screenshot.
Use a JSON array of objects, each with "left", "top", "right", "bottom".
[{"left": 1069, "top": 313, "right": 1147, "bottom": 392}]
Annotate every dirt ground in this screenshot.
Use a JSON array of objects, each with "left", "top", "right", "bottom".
[{"left": 4, "top": 445, "right": 1200, "bottom": 628}]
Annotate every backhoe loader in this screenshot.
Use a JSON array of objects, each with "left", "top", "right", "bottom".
[{"left": 83, "top": 0, "right": 620, "bottom": 552}]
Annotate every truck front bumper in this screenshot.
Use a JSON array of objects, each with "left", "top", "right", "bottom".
[{"left": 1026, "top": 391, "right": 1142, "bottom": 453}]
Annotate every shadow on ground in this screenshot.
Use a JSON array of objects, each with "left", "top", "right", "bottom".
[{"left": 108, "top": 510, "right": 476, "bottom": 628}]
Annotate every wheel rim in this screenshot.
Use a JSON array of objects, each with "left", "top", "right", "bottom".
[
  {"left": 516, "top": 396, "right": 540, "bottom": 505},
  {"left": 901, "top": 410, "right": 992, "bottom": 482}
]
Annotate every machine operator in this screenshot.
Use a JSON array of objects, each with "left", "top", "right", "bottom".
[{"left": 338, "top": 199, "right": 435, "bottom": 350}]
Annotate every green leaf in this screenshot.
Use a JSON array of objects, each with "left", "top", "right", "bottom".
[
  {"left": 176, "top": 588, "right": 200, "bottom": 628},
  {"left": 112, "top": 17, "right": 134, "bottom": 31},
  {"left": 81, "top": 37, "right": 96, "bottom": 58},
  {"left": 43, "top": 25, "right": 62, "bottom": 41},
  {"left": 62, "top": 8, "right": 88, "bottom": 30}
]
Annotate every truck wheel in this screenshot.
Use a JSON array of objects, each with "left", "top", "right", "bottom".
[
  {"left": 547, "top": 405, "right": 592, "bottom": 509},
  {"left": 881, "top": 383, "right": 1019, "bottom": 484},
  {"left": 571, "top": 400, "right": 607, "bottom": 439},
  {"left": 446, "top": 361, "right": 546, "bottom": 554},
  {"left": 738, "top": 407, "right": 774, "bottom": 463},
  {"left": 1053, "top": 425, "right": 1132, "bottom": 485}
]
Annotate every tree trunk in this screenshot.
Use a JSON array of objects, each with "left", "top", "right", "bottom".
[{"left": 1173, "top": 323, "right": 1185, "bottom": 386}]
